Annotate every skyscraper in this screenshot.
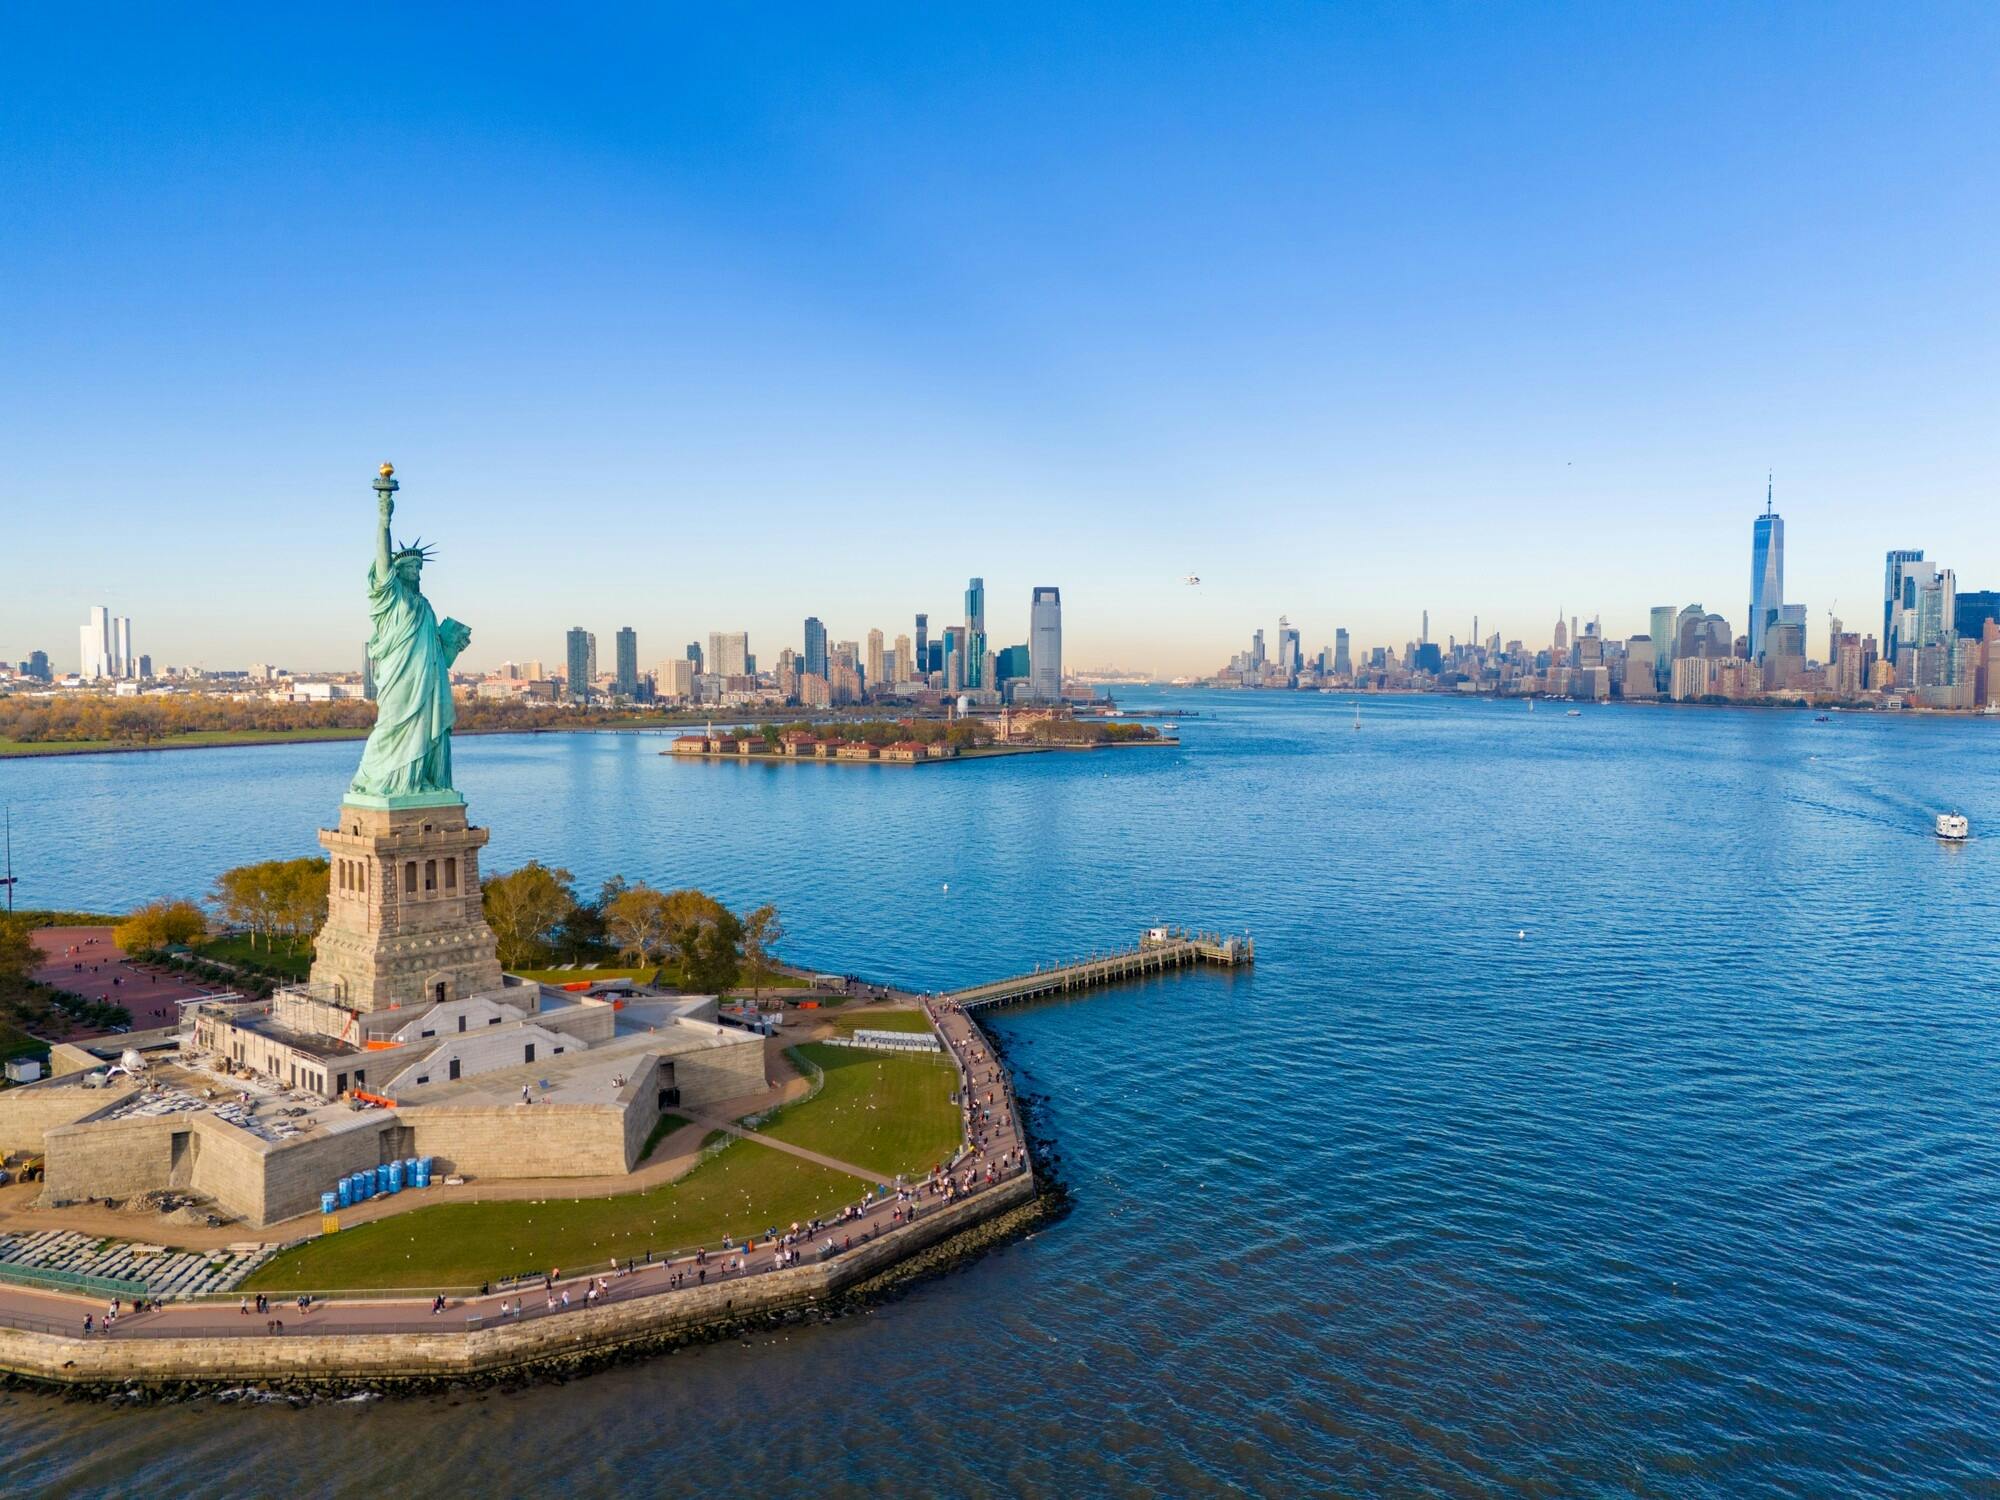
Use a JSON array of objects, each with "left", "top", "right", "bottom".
[
  {"left": 865, "top": 628, "right": 885, "bottom": 688},
  {"left": 565, "top": 627, "right": 592, "bottom": 704},
  {"left": 942, "top": 626, "right": 968, "bottom": 692},
  {"left": 1883, "top": 550, "right": 1927, "bottom": 658},
  {"left": 78, "top": 606, "right": 111, "bottom": 679},
  {"left": 964, "top": 578, "right": 986, "bottom": 689},
  {"left": 1030, "top": 586, "right": 1062, "bottom": 701},
  {"left": 1649, "top": 605, "right": 1677, "bottom": 693},
  {"left": 892, "top": 633, "right": 914, "bottom": 684},
  {"left": 362, "top": 646, "right": 376, "bottom": 701},
  {"left": 914, "top": 614, "right": 929, "bottom": 676},
  {"left": 1277, "top": 618, "right": 1301, "bottom": 675},
  {"left": 614, "top": 626, "right": 638, "bottom": 697},
  {"left": 1333, "top": 629, "right": 1351, "bottom": 677},
  {"left": 803, "top": 617, "right": 828, "bottom": 680},
  {"left": 685, "top": 641, "right": 703, "bottom": 672},
  {"left": 1748, "top": 478, "right": 1784, "bottom": 661}
]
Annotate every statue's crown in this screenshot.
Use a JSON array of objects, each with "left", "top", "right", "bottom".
[{"left": 393, "top": 538, "right": 436, "bottom": 564}]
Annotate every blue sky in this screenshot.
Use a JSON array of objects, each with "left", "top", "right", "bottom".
[{"left": 3, "top": 3, "right": 1995, "bottom": 676}]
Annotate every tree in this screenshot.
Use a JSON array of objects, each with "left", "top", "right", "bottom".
[
  {"left": 114, "top": 900, "right": 208, "bottom": 953},
  {"left": 660, "top": 889, "right": 728, "bottom": 970},
  {"left": 209, "top": 858, "right": 328, "bottom": 951},
  {"left": 604, "top": 884, "right": 674, "bottom": 970},
  {"left": 741, "top": 904, "right": 784, "bottom": 1000},
  {"left": 481, "top": 862, "right": 577, "bottom": 968},
  {"left": 682, "top": 908, "right": 744, "bottom": 995},
  {"left": 0, "top": 918, "right": 35, "bottom": 987}
]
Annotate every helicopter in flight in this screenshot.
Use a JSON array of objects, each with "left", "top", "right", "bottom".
[{"left": 1183, "top": 574, "right": 1201, "bottom": 586}]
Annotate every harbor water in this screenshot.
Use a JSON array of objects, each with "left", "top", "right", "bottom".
[{"left": 2, "top": 690, "right": 1998, "bottom": 1496}]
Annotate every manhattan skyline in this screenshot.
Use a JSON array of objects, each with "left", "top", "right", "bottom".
[{"left": 3, "top": 5, "right": 1997, "bottom": 675}]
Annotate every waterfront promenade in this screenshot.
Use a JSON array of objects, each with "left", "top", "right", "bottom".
[{"left": 0, "top": 986, "right": 1031, "bottom": 1372}]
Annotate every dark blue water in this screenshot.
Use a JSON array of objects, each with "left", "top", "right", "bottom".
[{"left": 4, "top": 692, "right": 1999, "bottom": 1497}]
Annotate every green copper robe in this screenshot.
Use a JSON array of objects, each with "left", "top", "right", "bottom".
[{"left": 349, "top": 556, "right": 470, "bottom": 799}]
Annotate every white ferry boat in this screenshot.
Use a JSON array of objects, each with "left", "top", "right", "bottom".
[{"left": 1936, "top": 812, "right": 1969, "bottom": 842}]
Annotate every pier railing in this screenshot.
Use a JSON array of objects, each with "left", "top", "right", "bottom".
[{"left": 939, "top": 927, "right": 1253, "bottom": 1012}]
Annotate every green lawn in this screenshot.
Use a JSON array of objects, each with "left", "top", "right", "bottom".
[
  {"left": 757, "top": 1042, "right": 961, "bottom": 1181},
  {"left": 0, "top": 728, "right": 372, "bottom": 758},
  {"left": 195, "top": 933, "right": 313, "bottom": 979},
  {"left": 240, "top": 1136, "right": 866, "bottom": 1292},
  {"left": 0, "top": 1020, "right": 48, "bottom": 1064}
]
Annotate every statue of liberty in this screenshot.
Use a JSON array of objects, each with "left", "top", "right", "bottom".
[{"left": 349, "top": 464, "right": 472, "bottom": 802}]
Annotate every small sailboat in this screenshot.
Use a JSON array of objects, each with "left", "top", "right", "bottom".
[{"left": 1352, "top": 701, "right": 1361, "bottom": 731}]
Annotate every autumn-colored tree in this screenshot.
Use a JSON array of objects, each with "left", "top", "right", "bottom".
[
  {"left": 209, "top": 858, "right": 328, "bottom": 951},
  {"left": 114, "top": 900, "right": 208, "bottom": 953},
  {"left": 482, "top": 862, "right": 577, "bottom": 968},
  {"left": 741, "top": 904, "right": 785, "bottom": 1000},
  {"left": 0, "top": 918, "right": 36, "bottom": 987},
  {"left": 604, "top": 884, "right": 674, "bottom": 969}
]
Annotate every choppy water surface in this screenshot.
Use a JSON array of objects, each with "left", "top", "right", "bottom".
[{"left": 3, "top": 692, "right": 1999, "bottom": 1498}]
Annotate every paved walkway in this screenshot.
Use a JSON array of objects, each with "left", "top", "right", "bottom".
[
  {"left": 0, "top": 992, "right": 1033, "bottom": 1345},
  {"left": 687, "top": 1113, "right": 885, "bottom": 1182},
  {"left": 29, "top": 927, "right": 219, "bottom": 1038}
]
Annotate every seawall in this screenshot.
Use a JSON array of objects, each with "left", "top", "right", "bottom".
[{"left": 0, "top": 1174, "right": 1039, "bottom": 1391}]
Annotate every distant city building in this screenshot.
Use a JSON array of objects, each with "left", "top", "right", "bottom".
[
  {"left": 1333, "top": 629, "right": 1351, "bottom": 677},
  {"left": 22, "top": 650, "right": 51, "bottom": 682},
  {"left": 892, "top": 633, "right": 915, "bottom": 684},
  {"left": 1749, "top": 479, "right": 1785, "bottom": 661},
  {"left": 1624, "top": 636, "right": 1656, "bottom": 698},
  {"left": 361, "top": 647, "right": 376, "bottom": 701},
  {"left": 1030, "top": 587, "right": 1062, "bottom": 700},
  {"left": 1916, "top": 570, "right": 1954, "bottom": 650},
  {"left": 656, "top": 657, "right": 695, "bottom": 700},
  {"left": 865, "top": 628, "right": 885, "bottom": 689},
  {"left": 614, "top": 626, "right": 638, "bottom": 697},
  {"left": 685, "top": 641, "right": 704, "bottom": 673},
  {"left": 1277, "top": 619, "right": 1302, "bottom": 676},
  {"left": 964, "top": 577, "right": 986, "bottom": 689},
  {"left": 803, "top": 617, "right": 828, "bottom": 680},
  {"left": 708, "top": 632, "right": 749, "bottom": 677},
  {"left": 565, "top": 627, "right": 593, "bottom": 704},
  {"left": 1955, "top": 590, "right": 2000, "bottom": 642},
  {"left": 79, "top": 605, "right": 118, "bottom": 679},
  {"left": 914, "top": 614, "right": 929, "bottom": 675},
  {"left": 1649, "top": 605, "right": 1677, "bottom": 693},
  {"left": 1883, "top": 550, "right": 1929, "bottom": 659},
  {"left": 942, "top": 625, "right": 969, "bottom": 692},
  {"left": 996, "top": 643, "right": 1031, "bottom": 683}
]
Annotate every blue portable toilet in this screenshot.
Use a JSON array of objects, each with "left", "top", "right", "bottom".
[
  {"left": 336, "top": 1177, "right": 354, "bottom": 1209},
  {"left": 370, "top": 1165, "right": 385, "bottom": 1196},
  {"left": 414, "top": 1159, "right": 431, "bottom": 1188},
  {"left": 388, "top": 1159, "right": 405, "bottom": 1193},
  {"left": 321, "top": 1191, "right": 338, "bottom": 1215}
]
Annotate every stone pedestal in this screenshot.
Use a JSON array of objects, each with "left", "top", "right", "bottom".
[{"left": 309, "top": 796, "right": 505, "bottom": 1013}]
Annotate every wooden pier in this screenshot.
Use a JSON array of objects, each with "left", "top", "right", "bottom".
[{"left": 944, "top": 927, "right": 1253, "bottom": 1012}]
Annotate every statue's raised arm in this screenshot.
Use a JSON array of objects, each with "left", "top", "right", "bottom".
[
  {"left": 374, "top": 462, "right": 396, "bottom": 582},
  {"left": 348, "top": 463, "right": 463, "bottom": 805}
]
